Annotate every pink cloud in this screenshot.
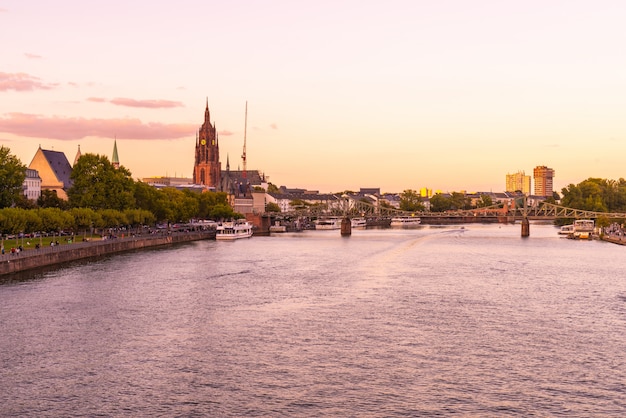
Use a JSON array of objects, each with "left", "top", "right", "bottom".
[
  {"left": 270, "top": 123, "right": 278, "bottom": 130},
  {"left": 0, "top": 72, "right": 57, "bottom": 91},
  {"left": 218, "top": 130, "right": 234, "bottom": 136},
  {"left": 24, "top": 53, "right": 42, "bottom": 59},
  {"left": 87, "top": 97, "right": 107, "bottom": 102},
  {"left": 0, "top": 113, "right": 196, "bottom": 140},
  {"left": 109, "top": 98, "right": 184, "bottom": 109}
]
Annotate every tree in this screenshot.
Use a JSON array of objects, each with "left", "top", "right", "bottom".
[
  {"left": 450, "top": 192, "right": 471, "bottom": 210},
  {"left": 267, "top": 183, "right": 280, "bottom": 193},
  {"left": 197, "top": 191, "right": 230, "bottom": 219},
  {"left": 476, "top": 194, "right": 493, "bottom": 208},
  {"left": 430, "top": 194, "right": 451, "bottom": 212},
  {"left": 0, "top": 146, "right": 27, "bottom": 208},
  {"left": 37, "top": 207, "right": 74, "bottom": 234},
  {"left": 209, "top": 204, "right": 241, "bottom": 220},
  {"left": 399, "top": 189, "right": 425, "bottom": 212},
  {"left": 69, "top": 207, "right": 101, "bottom": 236},
  {"left": 38, "top": 189, "right": 68, "bottom": 209},
  {"left": 68, "top": 153, "right": 135, "bottom": 210},
  {"left": 265, "top": 202, "right": 281, "bottom": 212}
]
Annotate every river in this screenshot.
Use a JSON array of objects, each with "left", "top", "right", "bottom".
[{"left": 1, "top": 223, "right": 625, "bottom": 416}]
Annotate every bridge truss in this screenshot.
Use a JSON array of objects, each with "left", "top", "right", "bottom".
[{"left": 273, "top": 196, "right": 626, "bottom": 221}]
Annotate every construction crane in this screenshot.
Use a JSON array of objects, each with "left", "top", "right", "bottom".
[{"left": 241, "top": 101, "right": 248, "bottom": 179}]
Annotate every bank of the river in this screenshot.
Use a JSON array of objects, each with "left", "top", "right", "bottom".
[
  {"left": 0, "top": 230, "right": 216, "bottom": 276},
  {"left": 601, "top": 235, "right": 626, "bottom": 245}
]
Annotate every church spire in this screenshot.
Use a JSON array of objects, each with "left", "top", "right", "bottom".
[
  {"left": 112, "top": 138, "right": 120, "bottom": 169},
  {"left": 204, "top": 97, "right": 210, "bottom": 125},
  {"left": 73, "top": 144, "right": 82, "bottom": 166}
]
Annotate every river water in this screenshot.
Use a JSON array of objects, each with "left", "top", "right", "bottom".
[{"left": 1, "top": 223, "right": 625, "bottom": 416}]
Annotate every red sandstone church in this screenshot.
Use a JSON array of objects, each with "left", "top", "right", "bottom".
[{"left": 192, "top": 100, "right": 265, "bottom": 197}]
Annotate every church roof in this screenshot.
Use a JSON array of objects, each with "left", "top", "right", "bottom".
[
  {"left": 221, "top": 169, "right": 263, "bottom": 186},
  {"left": 40, "top": 148, "right": 73, "bottom": 188}
]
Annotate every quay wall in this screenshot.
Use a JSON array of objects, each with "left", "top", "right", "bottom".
[
  {"left": 0, "top": 231, "right": 215, "bottom": 276},
  {"left": 601, "top": 235, "right": 626, "bottom": 246}
]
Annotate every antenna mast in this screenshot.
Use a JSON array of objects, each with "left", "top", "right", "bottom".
[{"left": 241, "top": 101, "right": 248, "bottom": 179}]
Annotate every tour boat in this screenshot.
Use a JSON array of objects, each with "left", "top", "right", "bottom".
[
  {"left": 558, "top": 224, "right": 574, "bottom": 235},
  {"left": 314, "top": 218, "right": 342, "bottom": 230},
  {"left": 570, "top": 219, "right": 595, "bottom": 240},
  {"left": 351, "top": 218, "right": 367, "bottom": 228},
  {"left": 390, "top": 216, "right": 421, "bottom": 227},
  {"left": 216, "top": 221, "right": 253, "bottom": 240}
]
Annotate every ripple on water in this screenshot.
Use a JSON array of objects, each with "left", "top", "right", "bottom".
[{"left": 1, "top": 225, "right": 626, "bottom": 416}]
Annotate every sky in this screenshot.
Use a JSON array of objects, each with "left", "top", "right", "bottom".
[{"left": 2, "top": 0, "right": 626, "bottom": 194}]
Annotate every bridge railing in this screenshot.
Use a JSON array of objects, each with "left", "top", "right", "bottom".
[{"left": 266, "top": 196, "right": 626, "bottom": 220}]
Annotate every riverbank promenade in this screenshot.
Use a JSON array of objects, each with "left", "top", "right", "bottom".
[{"left": 0, "top": 229, "right": 216, "bottom": 276}]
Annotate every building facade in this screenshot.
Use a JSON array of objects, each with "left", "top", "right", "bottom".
[
  {"left": 506, "top": 171, "right": 531, "bottom": 195},
  {"left": 193, "top": 101, "right": 221, "bottom": 188},
  {"left": 23, "top": 168, "right": 42, "bottom": 201},
  {"left": 533, "top": 165, "right": 555, "bottom": 197},
  {"left": 28, "top": 146, "right": 73, "bottom": 200}
]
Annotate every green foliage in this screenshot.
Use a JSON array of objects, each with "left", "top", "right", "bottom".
[
  {"left": 0, "top": 146, "right": 27, "bottom": 208},
  {"left": 209, "top": 204, "right": 241, "bottom": 220},
  {"left": 196, "top": 191, "right": 229, "bottom": 219},
  {"left": 289, "top": 199, "right": 308, "bottom": 210},
  {"left": 37, "top": 208, "right": 74, "bottom": 233},
  {"left": 38, "top": 189, "right": 68, "bottom": 209},
  {"left": 399, "top": 189, "right": 425, "bottom": 212},
  {"left": 123, "top": 209, "right": 155, "bottom": 227},
  {"left": 476, "top": 194, "right": 493, "bottom": 208},
  {"left": 429, "top": 194, "right": 451, "bottom": 212},
  {"left": 99, "top": 209, "right": 128, "bottom": 228},
  {"left": 560, "top": 178, "right": 626, "bottom": 212},
  {"left": 267, "top": 183, "right": 280, "bottom": 193},
  {"left": 0, "top": 208, "right": 27, "bottom": 234},
  {"left": 450, "top": 192, "right": 471, "bottom": 210},
  {"left": 69, "top": 207, "right": 101, "bottom": 232},
  {"left": 68, "top": 153, "right": 135, "bottom": 210},
  {"left": 265, "top": 202, "right": 281, "bottom": 212}
]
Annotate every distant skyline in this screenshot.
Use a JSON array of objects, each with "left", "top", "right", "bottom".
[{"left": 2, "top": 0, "right": 626, "bottom": 193}]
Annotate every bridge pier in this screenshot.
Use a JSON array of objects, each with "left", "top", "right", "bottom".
[
  {"left": 521, "top": 217, "right": 530, "bottom": 237},
  {"left": 341, "top": 217, "right": 351, "bottom": 236}
]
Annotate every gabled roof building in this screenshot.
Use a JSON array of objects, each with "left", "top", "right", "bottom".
[{"left": 28, "top": 146, "right": 73, "bottom": 200}]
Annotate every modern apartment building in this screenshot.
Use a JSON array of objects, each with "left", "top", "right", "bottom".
[
  {"left": 505, "top": 171, "right": 531, "bottom": 195},
  {"left": 533, "top": 165, "right": 555, "bottom": 197}
]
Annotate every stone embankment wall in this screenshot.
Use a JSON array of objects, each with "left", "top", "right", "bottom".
[{"left": 0, "top": 230, "right": 215, "bottom": 276}]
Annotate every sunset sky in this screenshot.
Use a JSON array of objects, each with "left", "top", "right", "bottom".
[{"left": 2, "top": 0, "right": 626, "bottom": 194}]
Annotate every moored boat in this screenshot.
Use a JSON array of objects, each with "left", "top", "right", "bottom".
[
  {"left": 390, "top": 216, "right": 421, "bottom": 227},
  {"left": 216, "top": 220, "right": 253, "bottom": 240},
  {"left": 570, "top": 219, "right": 594, "bottom": 240},
  {"left": 315, "top": 218, "right": 342, "bottom": 230},
  {"left": 351, "top": 218, "right": 367, "bottom": 228},
  {"left": 559, "top": 224, "right": 574, "bottom": 235}
]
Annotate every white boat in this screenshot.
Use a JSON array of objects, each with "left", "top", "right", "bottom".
[
  {"left": 558, "top": 224, "right": 574, "bottom": 235},
  {"left": 269, "top": 221, "right": 287, "bottom": 233},
  {"left": 390, "top": 216, "right": 421, "bottom": 227},
  {"left": 315, "top": 218, "right": 342, "bottom": 230},
  {"left": 571, "top": 219, "right": 594, "bottom": 240},
  {"left": 216, "top": 221, "right": 253, "bottom": 240},
  {"left": 351, "top": 218, "right": 367, "bottom": 228}
]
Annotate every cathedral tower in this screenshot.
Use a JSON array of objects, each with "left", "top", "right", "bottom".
[{"left": 193, "top": 100, "right": 221, "bottom": 188}]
